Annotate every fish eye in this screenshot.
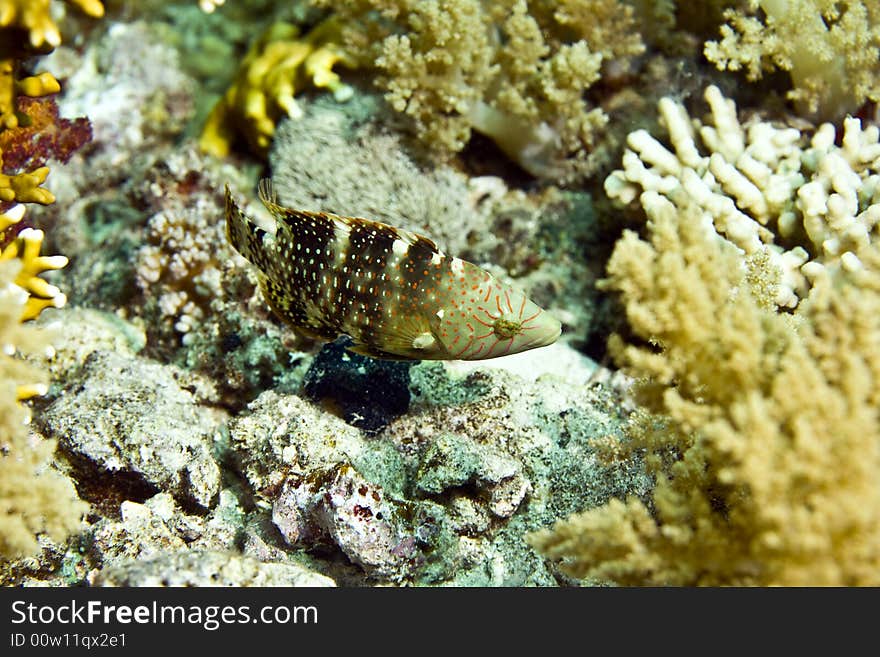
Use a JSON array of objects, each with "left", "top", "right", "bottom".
[{"left": 492, "top": 318, "right": 522, "bottom": 339}]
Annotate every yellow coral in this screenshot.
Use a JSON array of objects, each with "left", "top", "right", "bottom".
[
  {"left": 0, "top": 166, "right": 55, "bottom": 205},
  {"left": 0, "top": 57, "right": 61, "bottom": 132},
  {"left": 0, "top": 222, "right": 68, "bottom": 322},
  {"left": 0, "top": 0, "right": 104, "bottom": 50},
  {"left": 199, "top": 18, "right": 355, "bottom": 157}
]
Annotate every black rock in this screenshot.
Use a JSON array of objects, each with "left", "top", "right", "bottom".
[{"left": 302, "top": 337, "right": 412, "bottom": 434}]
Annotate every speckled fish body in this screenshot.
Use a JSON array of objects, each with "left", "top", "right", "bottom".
[{"left": 225, "top": 181, "right": 561, "bottom": 360}]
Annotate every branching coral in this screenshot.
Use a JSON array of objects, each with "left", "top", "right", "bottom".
[
  {"left": 307, "top": 0, "right": 643, "bottom": 180},
  {"left": 0, "top": 260, "right": 87, "bottom": 560},
  {"left": 0, "top": 0, "right": 99, "bottom": 561},
  {"left": 0, "top": 218, "right": 68, "bottom": 324},
  {"left": 0, "top": 0, "right": 104, "bottom": 50},
  {"left": 704, "top": 0, "right": 880, "bottom": 120},
  {"left": 605, "top": 85, "right": 880, "bottom": 308},
  {"left": 528, "top": 196, "right": 880, "bottom": 585},
  {"left": 136, "top": 201, "right": 228, "bottom": 342},
  {"left": 199, "top": 17, "right": 356, "bottom": 157}
]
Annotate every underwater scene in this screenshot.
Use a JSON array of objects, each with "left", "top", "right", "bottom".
[{"left": 1, "top": 0, "right": 878, "bottom": 587}]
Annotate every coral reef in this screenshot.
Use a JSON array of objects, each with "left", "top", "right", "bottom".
[
  {"left": 44, "top": 20, "right": 195, "bottom": 186},
  {"left": 605, "top": 85, "right": 880, "bottom": 308},
  {"left": 269, "top": 94, "right": 498, "bottom": 261},
  {"left": 529, "top": 198, "right": 880, "bottom": 585},
  {"left": 92, "top": 549, "right": 335, "bottom": 587},
  {"left": 0, "top": 0, "right": 100, "bottom": 563},
  {"left": 268, "top": 93, "right": 601, "bottom": 337},
  {"left": 9, "top": 0, "right": 878, "bottom": 590},
  {"left": 226, "top": 351, "right": 646, "bottom": 584},
  {"left": 704, "top": 0, "right": 880, "bottom": 120}
]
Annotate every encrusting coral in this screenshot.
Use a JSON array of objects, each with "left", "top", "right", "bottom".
[
  {"left": 605, "top": 85, "right": 880, "bottom": 308},
  {"left": 704, "top": 0, "right": 880, "bottom": 120}
]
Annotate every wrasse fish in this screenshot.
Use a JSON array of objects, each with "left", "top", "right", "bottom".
[{"left": 225, "top": 180, "right": 561, "bottom": 360}]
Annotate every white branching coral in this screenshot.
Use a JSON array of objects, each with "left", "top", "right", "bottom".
[{"left": 605, "top": 85, "right": 880, "bottom": 308}]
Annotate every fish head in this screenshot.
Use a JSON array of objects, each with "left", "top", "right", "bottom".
[{"left": 429, "top": 277, "right": 561, "bottom": 360}]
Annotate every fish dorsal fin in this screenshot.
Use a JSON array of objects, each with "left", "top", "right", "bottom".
[
  {"left": 257, "top": 179, "right": 439, "bottom": 252},
  {"left": 257, "top": 177, "right": 278, "bottom": 207},
  {"left": 225, "top": 184, "right": 273, "bottom": 269}
]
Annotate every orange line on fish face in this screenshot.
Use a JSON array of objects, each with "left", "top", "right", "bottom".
[
  {"left": 520, "top": 309, "right": 540, "bottom": 325},
  {"left": 453, "top": 336, "right": 474, "bottom": 359}
]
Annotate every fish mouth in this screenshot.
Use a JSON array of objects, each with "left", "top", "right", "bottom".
[{"left": 521, "top": 314, "right": 562, "bottom": 349}]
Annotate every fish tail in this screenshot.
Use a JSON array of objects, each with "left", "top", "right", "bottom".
[{"left": 225, "top": 184, "right": 272, "bottom": 271}]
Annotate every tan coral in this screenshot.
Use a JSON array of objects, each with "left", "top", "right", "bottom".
[
  {"left": 529, "top": 199, "right": 880, "bottom": 586},
  {"left": 0, "top": 259, "right": 86, "bottom": 559},
  {"left": 704, "top": 0, "right": 880, "bottom": 120},
  {"left": 314, "top": 0, "right": 643, "bottom": 181}
]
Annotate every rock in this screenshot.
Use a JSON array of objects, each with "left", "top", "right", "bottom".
[
  {"left": 272, "top": 463, "right": 411, "bottom": 579},
  {"left": 302, "top": 338, "right": 411, "bottom": 434},
  {"left": 39, "top": 351, "right": 223, "bottom": 510},
  {"left": 415, "top": 433, "right": 529, "bottom": 518},
  {"left": 91, "top": 550, "right": 335, "bottom": 587}
]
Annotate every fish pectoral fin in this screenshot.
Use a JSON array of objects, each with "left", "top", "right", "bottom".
[{"left": 342, "top": 315, "right": 441, "bottom": 360}]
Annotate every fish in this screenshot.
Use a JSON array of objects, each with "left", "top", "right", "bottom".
[{"left": 225, "top": 180, "right": 561, "bottom": 360}]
